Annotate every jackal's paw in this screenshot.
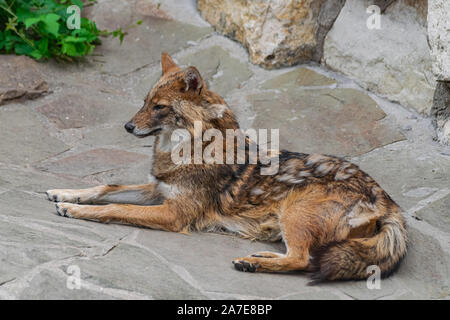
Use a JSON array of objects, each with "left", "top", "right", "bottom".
[
  {"left": 46, "top": 189, "right": 82, "bottom": 203},
  {"left": 55, "top": 202, "right": 80, "bottom": 218},
  {"left": 232, "top": 259, "right": 259, "bottom": 272}
]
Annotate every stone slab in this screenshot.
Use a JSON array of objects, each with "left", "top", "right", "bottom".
[
  {"left": 0, "top": 191, "right": 132, "bottom": 241},
  {"left": 428, "top": 0, "right": 450, "bottom": 81},
  {"left": 248, "top": 87, "right": 405, "bottom": 157},
  {"left": 36, "top": 93, "right": 137, "bottom": 130},
  {"left": 135, "top": 229, "right": 316, "bottom": 298},
  {"left": 0, "top": 219, "right": 83, "bottom": 285},
  {"left": 77, "top": 125, "right": 148, "bottom": 148},
  {"left": 35, "top": 148, "right": 149, "bottom": 177},
  {"left": 0, "top": 56, "right": 49, "bottom": 105},
  {"left": 178, "top": 46, "right": 253, "bottom": 96},
  {"left": 87, "top": 0, "right": 212, "bottom": 74},
  {"left": 66, "top": 243, "right": 206, "bottom": 299},
  {"left": 414, "top": 194, "right": 450, "bottom": 234},
  {"left": 323, "top": 0, "right": 435, "bottom": 114},
  {"left": 0, "top": 165, "right": 89, "bottom": 193},
  {"left": 17, "top": 270, "right": 118, "bottom": 300},
  {"left": 260, "top": 68, "right": 336, "bottom": 89},
  {"left": 0, "top": 108, "right": 69, "bottom": 165},
  {"left": 353, "top": 142, "right": 450, "bottom": 211}
]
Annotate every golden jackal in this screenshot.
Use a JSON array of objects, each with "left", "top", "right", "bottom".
[{"left": 47, "top": 53, "right": 407, "bottom": 282}]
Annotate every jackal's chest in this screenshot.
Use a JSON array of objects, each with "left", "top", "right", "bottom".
[{"left": 148, "top": 174, "right": 181, "bottom": 199}]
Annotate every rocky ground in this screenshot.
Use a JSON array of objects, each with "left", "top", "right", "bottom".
[{"left": 0, "top": 0, "right": 449, "bottom": 299}]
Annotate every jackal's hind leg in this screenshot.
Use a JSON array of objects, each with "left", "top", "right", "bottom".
[
  {"left": 249, "top": 251, "right": 285, "bottom": 258},
  {"left": 46, "top": 184, "right": 159, "bottom": 205},
  {"left": 233, "top": 255, "right": 309, "bottom": 272},
  {"left": 233, "top": 200, "right": 320, "bottom": 273}
]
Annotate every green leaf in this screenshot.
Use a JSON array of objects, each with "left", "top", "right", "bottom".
[
  {"left": 63, "top": 36, "right": 87, "bottom": 43},
  {"left": 71, "top": 0, "right": 84, "bottom": 10},
  {"left": 42, "top": 13, "right": 61, "bottom": 37},
  {"left": 14, "top": 42, "right": 34, "bottom": 56},
  {"left": 30, "top": 49, "right": 43, "bottom": 60},
  {"left": 61, "top": 42, "right": 78, "bottom": 56},
  {"left": 37, "top": 37, "right": 49, "bottom": 55},
  {"left": 25, "top": 17, "right": 42, "bottom": 29},
  {"left": 16, "top": 7, "right": 38, "bottom": 23},
  {"left": 0, "top": 0, "right": 135, "bottom": 60}
]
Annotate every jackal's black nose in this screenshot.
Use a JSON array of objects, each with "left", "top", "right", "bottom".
[{"left": 124, "top": 122, "right": 135, "bottom": 133}]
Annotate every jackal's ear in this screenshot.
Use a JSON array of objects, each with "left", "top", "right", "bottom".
[
  {"left": 161, "top": 52, "right": 180, "bottom": 75},
  {"left": 182, "top": 66, "right": 204, "bottom": 93}
]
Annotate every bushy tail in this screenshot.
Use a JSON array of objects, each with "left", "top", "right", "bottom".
[{"left": 310, "top": 206, "right": 407, "bottom": 283}]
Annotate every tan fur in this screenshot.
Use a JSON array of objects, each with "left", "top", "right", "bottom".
[{"left": 47, "top": 53, "right": 407, "bottom": 282}]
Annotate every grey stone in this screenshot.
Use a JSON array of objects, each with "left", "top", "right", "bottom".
[
  {"left": 88, "top": 0, "right": 212, "bottom": 74},
  {"left": 279, "top": 291, "right": 343, "bottom": 300},
  {"left": 319, "top": 277, "right": 401, "bottom": 300},
  {"left": 414, "top": 194, "right": 450, "bottom": 233},
  {"left": 198, "top": 0, "right": 345, "bottom": 68},
  {"left": 0, "top": 108, "right": 69, "bottom": 164},
  {"left": 0, "top": 219, "right": 83, "bottom": 284},
  {"left": 139, "top": 0, "right": 210, "bottom": 27},
  {"left": 353, "top": 142, "right": 450, "bottom": 211},
  {"left": 77, "top": 125, "right": 149, "bottom": 148},
  {"left": 323, "top": 0, "right": 435, "bottom": 114},
  {"left": 83, "top": 156, "right": 152, "bottom": 185},
  {"left": 0, "top": 190, "right": 132, "bottom": 240},
  {"left": 18, "top": 270, "right": 118, "bottom": 300},
  {"left": 178, "top": 46, "right": 253, "bottom": 96},
  {"left": 431, "top": 82, "right": 450, "bottom": 145},
  {"left": 67, "top": 243, "right": 206, "bottom": 299},
  {"left": 428, "top": 0, "right": 450, "bottom": 81},
  {"left": 260, "top": 67, "right": 336, "bottom": 89},
  {"left": 35, "top": 148, "right": 149, "bottom": 177},
  {"left": 133, "top": 70, "right": 161, "bottom": 101},
  {"left": 0, "top": 165, "right": 89, "bottom": 193},
  {"left": 0, "top": 56, "right": 49, "bottom": 105},
  {"left": 373, "top": 0, "right": 396, "bottom": 13},
  {"left": 248, "top": 87, "right": 404, "bottom": 157},
  {"left": 134, "top": 229, "right": 316, "bottom": 298},
  {"left": 36, "top": 93, "right": 137, "bottom": 129},
  {"left": 393, "top": 221, "right": 450, "bottom": 299},
  {"left": 314, "top": 0, "right": 346, "bottom": 61}
]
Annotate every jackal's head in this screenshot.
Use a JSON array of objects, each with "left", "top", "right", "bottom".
[{"left": 125, "top": 52, "right": 239, "bottom": 138}]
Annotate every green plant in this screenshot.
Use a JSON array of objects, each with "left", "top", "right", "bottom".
[{"left": 0, "top": 0, "right": 139, "bottom": 61}]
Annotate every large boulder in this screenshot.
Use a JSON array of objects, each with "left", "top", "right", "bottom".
[
  {"left": 428, "top": 0, "right": 449, "bottom": 145},
  {"left": 197, "top": 0, "right": 345, "bottom": 69},
  {"left": 428, "top": 0, "right": 450, "bottom": 82},
  {"left": 323, "top": 0, "right": 435, "bottom": 114},
  {"left": 431, "top": 82, "right": 450, "bottom": 145}
]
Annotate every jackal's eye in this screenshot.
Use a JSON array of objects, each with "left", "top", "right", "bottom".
[{"left": 153, "top": 104, "right": 167, "bottom": 111}]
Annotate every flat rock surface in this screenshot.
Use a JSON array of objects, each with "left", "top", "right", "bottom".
[
  {"left": 323, "top": 0, "right": 435, "bottom": 114},
  {"left": 0, "top": 0, "right": 449, "bottom": 300},
  {"left": 0, "top": 107, "right": 70, "bottom": 164},
  {"left": 35, "top": 148, "right": 149, "bottom": 177},
  {"left": 0, "top": 56, "right": 49, "bottom": 105},
  {"left": 87, "top": 0, "right": 212, "bottom": 75},
  {"left": 250, "top": 77, "right": 405, "bottom": 156}
]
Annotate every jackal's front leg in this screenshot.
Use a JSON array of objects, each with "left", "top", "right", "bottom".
[
  {"left": 55, "top": 202, "right": 184, "bottom": 232},
  {"left": 46, "top": 184, "right": 160, "bottom": 205}
]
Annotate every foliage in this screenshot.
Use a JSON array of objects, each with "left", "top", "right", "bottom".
[{"left": 0, "top": 0, "right": 140, "bottom": 61}]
